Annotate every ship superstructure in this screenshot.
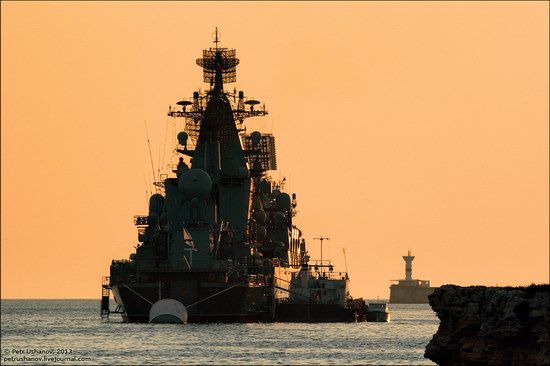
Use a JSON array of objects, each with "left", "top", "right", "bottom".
[{"left": 104, "top": 31, "right": 303, "bottom": 322}]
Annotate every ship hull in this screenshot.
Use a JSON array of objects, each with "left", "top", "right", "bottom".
[
  {"left": 274, "top": 303, "right": 361, "bottom": 322},
  {"left": 112, "top": 281, "right": 272, "bottom": 323},
  {"left": 366, "top": 311, "right": 390, "bottom": 322},
  {"left": 121, "top": 313, "right": 265, "bottom": 323}
]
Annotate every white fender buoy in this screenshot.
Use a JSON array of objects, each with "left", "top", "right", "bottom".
[{"left": 149, "top": 299, "right": 188, "bottom": 324}]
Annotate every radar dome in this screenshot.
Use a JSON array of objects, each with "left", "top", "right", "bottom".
[
  {"left": 177, "top": 132, "right": 188, "bottom": 146},
  {"left": 273, "top": 212, "right": 286, "bottom": 224},
  {"left": 178, "top": 169, "right": 212, "bottom": 199},
  {"left": 149, "top": 194, "right": 164, "bottom": 214},
  {"left": 257, "top": 226, "right": 267, "bottom": 238},
  {"left": 276, "top": 193, "right": 291, "bottom": 212},
  {"left": 250, "top": 131, "right": 262, "bottom": 145},
  {"left": 253, "top": 210, "right": 267, "bottom": 223}
]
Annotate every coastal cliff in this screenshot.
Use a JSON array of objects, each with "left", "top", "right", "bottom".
[{"left": 425, "top": 284, "right": 550, "bottom": 366}]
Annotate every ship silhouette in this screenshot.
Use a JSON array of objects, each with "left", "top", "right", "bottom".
[{"left": 102, "top": 29, "right": 367, "bottom": 323}]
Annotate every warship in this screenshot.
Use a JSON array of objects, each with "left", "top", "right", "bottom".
[
  {"left": 102, "top": 30, "right": 366, "bottom": 323},
  {"left": 389, "top": 250, "right": 436, "bottom": 303}
]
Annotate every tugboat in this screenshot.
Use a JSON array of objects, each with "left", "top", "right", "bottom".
[{"left": 101, "top": 30, "right": 366, "bottom": 323}]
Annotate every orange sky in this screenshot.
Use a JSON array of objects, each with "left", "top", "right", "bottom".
[{"left": 1, "top": 2, "right": 548, "bottom": 299}]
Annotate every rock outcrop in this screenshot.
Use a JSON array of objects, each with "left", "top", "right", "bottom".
[{"left": 425, "top": 284, "right": 550, "bottom": 366}]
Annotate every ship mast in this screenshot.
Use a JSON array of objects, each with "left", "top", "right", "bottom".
[
  {"left": 314, "top": 236, "right": 331, "bottom": 266},
  {"left": 166, "top": 29, "right": 271, "bottom": 248}
]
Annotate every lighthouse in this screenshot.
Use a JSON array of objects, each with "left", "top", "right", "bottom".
[
  {"left": 403, "top": 250, "right": 415, "bottom": 281},
  {"left": 390, "top": 250, "right": 434, "bottom": 303}
]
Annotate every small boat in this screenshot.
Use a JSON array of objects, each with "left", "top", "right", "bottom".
[{"left": 367, "top": 301, "right": 390, "bottom": 322}]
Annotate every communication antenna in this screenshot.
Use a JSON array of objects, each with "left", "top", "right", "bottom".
[
  {"left": 157, "top": 148, "right": 161, "bottom": 192},
  {"left": 143, "top": 172, "right": 149, "bottom": 206},
  {"left": 212, "top": 27, "right": 221, "bottom": 49},
  {"left": 342, "top": 248, "right": 348, "bottom": 274},
  {"left": 313, "top": 236, "right": 330, "bottom": 265},
  {"left": 146, "top": 170, "right": 153, "bottom": 199},
  {"left": 144, "top": 120, "right": 156, "bottom": 185}
]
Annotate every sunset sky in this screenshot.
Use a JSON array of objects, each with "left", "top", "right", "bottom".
[{"left": 2, "top": 2, "right": 548, "bottom": 299}]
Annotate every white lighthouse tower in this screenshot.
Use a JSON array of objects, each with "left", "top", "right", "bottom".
[
  {"left": 390, "top": 250, "right": 433, "bottom": 303},
  {"left": 403, "top": 250, "right": 415, "bottom": 281}
]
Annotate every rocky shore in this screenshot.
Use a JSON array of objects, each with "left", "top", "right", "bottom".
[{"left": 425, "top": 284, "right": 549, "bottom": 366}]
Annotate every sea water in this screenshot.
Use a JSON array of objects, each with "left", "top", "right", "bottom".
[{"left": 1, "top": 300, "right": 438, "bottom": 365}]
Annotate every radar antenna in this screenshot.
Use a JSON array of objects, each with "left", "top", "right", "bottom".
[
  {"left": 167, "top": 30, "right": 268, "bottom": 148},
  {"left": 196, "top": 29, "right": 239, "bottom": 84}
]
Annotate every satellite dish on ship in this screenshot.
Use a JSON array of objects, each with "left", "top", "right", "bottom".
[
  {"left": 177, "top": 100, "right": 193, "bottom": 111},
  {"left": 245, "top": 99, "right": 260, "bottom": 111}
]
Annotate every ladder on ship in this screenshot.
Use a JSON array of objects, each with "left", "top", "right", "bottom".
[{"left": 101, "top": 276, "right": 123, "bottom": 319}]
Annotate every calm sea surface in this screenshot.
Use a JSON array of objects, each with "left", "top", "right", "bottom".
[{"left": 1, "top": 300, "right": 438, "bottom": 365}]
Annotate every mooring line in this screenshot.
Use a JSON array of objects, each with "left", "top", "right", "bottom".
[
  {"left": 186, "top": 282, "right": 243, "bottom": 309},
  {"left": 121, "top": 282, "right": 153, "bottom": 305},
  {"left": 121, "top": 281, "right": 243, "bottom": 309}
]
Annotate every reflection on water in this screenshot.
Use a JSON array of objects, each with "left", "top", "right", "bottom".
[{"left": 1, "top": 300, "right": 438, "bottom": 365}]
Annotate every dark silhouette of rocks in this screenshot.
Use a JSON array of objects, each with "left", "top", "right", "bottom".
[{"left": 425, "top": 284, "right": 550, "bottom": 366}]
